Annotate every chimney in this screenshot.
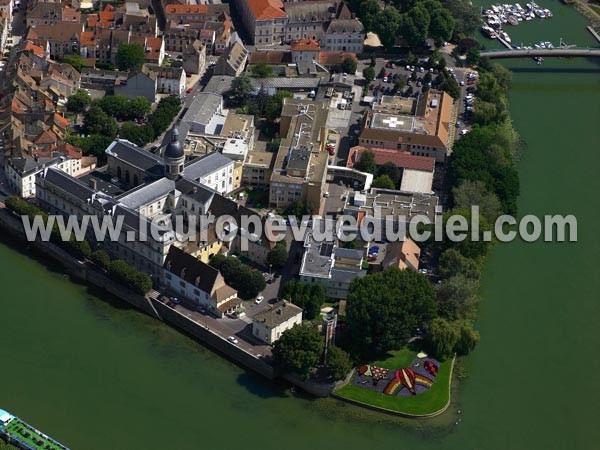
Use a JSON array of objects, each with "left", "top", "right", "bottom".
[{"left": 89, "top": 178, "right": 97, "bottom": 190}]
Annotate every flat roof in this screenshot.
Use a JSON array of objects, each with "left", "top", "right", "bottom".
[
  {"left": 370, "top": 112, "right": 418, "bottom": 133},
  {"left": 399, "top": 168, "right": 434, "bottom": 194},
  {"left": 286, "top": 146, "right": 312, "bottom": 171},
  {"left": 345, "top": 188, "right": 438, "bottom": 223}
]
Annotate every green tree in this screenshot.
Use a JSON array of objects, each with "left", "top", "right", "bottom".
[
  {"left": 282, "top": 281, "right": 325, "bottom": 320},
  {"left": 283, "top": 199, "right": 307, "bottom": 219},
  {"left": 342, "top": 57, "right": 358, "bottom": 74},
  {"left": 363, "top": 66, "right": 376, "bottom": 84},
  {"left": 437, "top": 275, "right": 479, "bottom": 320},
  {"left": 427, "top": 317, "right": 459, "bottom": 359},
  {"left": 62, "top": 234, "right": 92, "bottom": 260},
  {"left": 273, "top": 325, "right": 324, "bottom": 379},
  {"left": 440, "top": 75, "right": 460, "bottom": 99},
  {"left": 267, "top": 241, "right": 288, "bottom": 269},
  {"left": 67, "top": 90, "right": 91, "bottom": 113},
  {"left": 438, "top": 248, "right": 481, "bottom": 280},
  {"left": 452, "top": 179, "right": 502, "bottom": 223},
  {"left": 326, "top": 345, "right": 353, "bottom": 380},
  {"left": 251, "top": 62, "right": 274, "bottom": 78},
  {"left": 83, "top": 107, "right": 117, "bottom": 138},
  {"left": 455, "top": 321, "right": 480, "bottom": 355},
  {"left": 466, "top": 47, "right": 480, "bottom": 66},
  {"left": 377, "top": 162, "right": 401, "bottom": 185},
  {"left": 120, "top": 122, "right": 154, "bottom": 146},
  {"left": 225, "top": 76, "right": 254, "bottom": 107},
  {"left": 393, "top": 76, "right": 406, "bottom": 93},
  {"left": 264, "top": 90, "right": 293, "bottom": 122},
  {"left": 94, "top": 95, "right": 129, "bottom": 118},
  {"left": 444, "top": 0, "right": 480, "bottom": 36},
  {"left": 60, "top": 54, "right": 87, "bottom": 72},
  {"left": 429, "top": 8, "right": 455, "bottom": 44},
  {"left": 91, "top": 249, "right": 111, "bottom": 270},
  {"left": 115, "top": 43, "right": 146, "bottom": 71},
  {"left": 374, "top": 8, "right": 402, "bottom": 49},
  {"left": 346, "top": 267, "right": 437, "bottom": 356},
  {"left": 128, "top": 96, "right": 152, "bottom": 118},
  {"left": 371, "top": 174, "right": 396, "bottom": 190},
  {"left": 473, "top": 99, "right": 500, "bottom": 126},
  {"left": 353, "top": 150, "right": 376, "bottom": 174}
]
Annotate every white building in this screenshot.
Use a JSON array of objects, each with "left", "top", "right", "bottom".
[
  {"left": 221, "top": 138, "right": 248, "bottom": 162},
  {"left": 148, "top": 64, "right": 186, "bottom": 96},
  {"left": 6, "top": 154, "right": 81, "bottom": 198},
  {"left": 184, "top": 152, "right": 235, "bottom": 195},
  {"left": 163, "top": 246, "right": 240, "bottom": 317},
  {"left": 252, "top": 300, "right": 303, "bottom": 345},
  {"left": 180, "top": 93, "right": 224, "bottom": 135}
]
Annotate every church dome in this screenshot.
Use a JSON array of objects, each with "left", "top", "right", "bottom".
[{"left": 164, "top": 128, "right": 183, "bottom": 159}]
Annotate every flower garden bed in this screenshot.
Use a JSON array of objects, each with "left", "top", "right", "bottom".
[{"left": 334, "top": 349, "right": 453, "bottom": 417}]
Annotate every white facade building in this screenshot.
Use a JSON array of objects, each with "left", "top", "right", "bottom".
[
  {"left": 184, "top": 152, "right": 235, "bottom": 195},
  {"left": 252, "top": 300, "right": 303, "bottom": 345},
  {"left": 6, "top": 155, "right": 81, "bottom": 198}
]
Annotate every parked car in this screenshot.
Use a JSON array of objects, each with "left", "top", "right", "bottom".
[
  {"left": 255, "top": 295, "right": 264, "bottom": 304},
  {"left": 171, "top": 297, "right": 180, "bottom": 304},
  {"left": 228, "top": 336, "right": 239, "bottom": 344}
]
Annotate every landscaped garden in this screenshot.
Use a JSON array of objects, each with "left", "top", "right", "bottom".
[{"left": 334, "top": 348, "right": 453, "bottom": 416}]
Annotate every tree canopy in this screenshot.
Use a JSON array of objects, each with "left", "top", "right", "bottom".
[
  {"left": 353, "top": 150, "right": 376, "bottom": 174},
  {"left": 67, "top": 89, "right": 91, "bottom": 113},
  {"left": 115, "top": 43, "right": 146, "bottom": 71},
  {"left": 273, "top": 325, "right": 324, "bottom": 379},
  {"left": 371, "top": 174, "right": 396, "bottom": 190},
  {"left": 267, "top": 241, "right": 288, "bottom": 269},
  {"left": 326, "top": 346, "right": 353, "bottom": 380},
  {"left": 83, "top": 106, "right": 117, "bottom": 138},
  {"left": 251, "top": 63, "right": 274, "bottom": 78},
  {"left": 225, "top": 76, "right": 254, "bottom": 107},
  {"left": 346, "top": 267, "right": 437, "bottom": 356},
  {"left": 281, "top": 280, "right": 325, "bottom": 320},
  {"left": 342, "top": 57, "right": 358, "bottom": 74},
  {"left": 209, "top": 255, "right": 265, "bottom": 299}
]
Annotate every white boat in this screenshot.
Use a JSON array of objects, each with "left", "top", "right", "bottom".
[
  {"left": 508, "top": 15, "right": 519, "bottom": 25},
  {"left": 501, "top": 31, "right": 511, "bottom": 42}
]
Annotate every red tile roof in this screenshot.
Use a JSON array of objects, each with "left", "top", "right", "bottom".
[
  {"left": 291, "top": 38, "right": 320, "bottom": 52},
  {"left": 24, "top": 41, "right": 45, "bottom": 57},
  {"left": 347, "top": 146, "right": 435, "bottom": 172},
  {"left": 51, "top": 143, "right": 83, "bottom": 159},
  {"left": 319, "top": 52, "right": 357, "bottom": 65},
  {"left": 245, "top": 0, "right": 286, "bottom": 21},
  {"left": 35, "top": 130, "right": 58, "bottom": 145},
  {"left": 249, "top": 50, "right": 291, "bottom": 64},
  {"left": 165, "top": 4, "right": 208, "bottom": 15}
]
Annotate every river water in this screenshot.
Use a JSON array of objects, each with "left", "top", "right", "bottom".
[{"left": 1, "top": 2, "right": 599, "bottom": 448}]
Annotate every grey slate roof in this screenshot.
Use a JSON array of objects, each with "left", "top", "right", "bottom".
[
  {"left": 183, "top": 152, "right": 233, "bottom": 181},
  {"left": 181, "top": 93, "right": 222, "bottom": 127},
  {"left": 175, "top": 178, "right": 215, "bottom": 204},
  {"left": 249, "top": 77, "right": 320, "bottom": 90},
  {"left": 253, "top": 300, "right": 302, "bottom": 328},
  {"left": 164, "top": 246, "right": 219, "bottom": 293},
  {"left": 334, "top": 247, "right": 363, "bottom": 260},
  {"left": 40, "top": 167, "right": 95, "bottom": 202},
  {"left": 106, "top": 140, "right": 165, "bottom": 176},
  {"left": 9, "top": 156, "right": 61, "bottom": 176},
  {"left": 202, "top": 75, "right": 235, "bottom": 95},
  {"left": 330, "top": 267, "right": 366, "bottom": 283},
  {"left": 117, "top": 177, "right": 175, "bottom": 209}
]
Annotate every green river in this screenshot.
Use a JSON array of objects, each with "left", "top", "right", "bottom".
[{"left": 1, "top": 1, "right": 599, "bottom": 448}]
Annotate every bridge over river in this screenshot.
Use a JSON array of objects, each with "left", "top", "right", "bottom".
[{"left": 481, "top": 47, "right": 600, "bottom": 59}]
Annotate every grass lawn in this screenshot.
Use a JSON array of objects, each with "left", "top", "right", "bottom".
[
  {"left": 590, "top": 4, "right": 600, "bottom": 15},
  {"left": 334, "top": 349, "right": 453, "bottom": 416}
]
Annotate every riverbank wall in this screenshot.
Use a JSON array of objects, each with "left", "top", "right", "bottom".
[{"left": 0, "top": 207, "right": 275, "bottom": 380}]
